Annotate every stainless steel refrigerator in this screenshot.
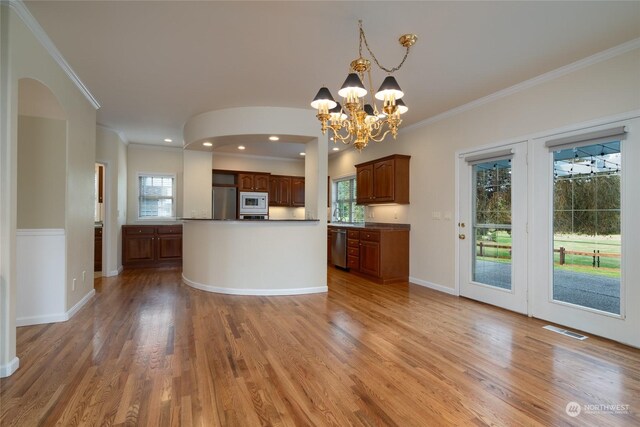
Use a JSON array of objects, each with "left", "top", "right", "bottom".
[{"left": 212, "top": 187, "right": 237, "bottom": 220}]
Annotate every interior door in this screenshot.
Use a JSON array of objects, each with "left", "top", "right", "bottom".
[
  {"left": 530, "top": 119, "right": 640, "bottom": 347},
  {"left": 458, "top": 142, "right": 528, "bottom": 314}
]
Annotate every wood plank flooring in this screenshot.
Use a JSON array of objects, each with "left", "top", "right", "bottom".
[{"left": 1, "top": 267, "right": 639, "bottom": 426}]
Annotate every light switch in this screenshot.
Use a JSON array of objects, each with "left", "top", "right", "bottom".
[
  {"left": 443, "top": 211, "right": 452, "bottom": 220},
  {"left": 432, "top": 211, "right": 441, "bottom": 220}
]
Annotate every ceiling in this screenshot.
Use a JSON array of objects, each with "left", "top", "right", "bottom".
[{"left": 23, "top": 1, "right": 640, "bottom": 157}]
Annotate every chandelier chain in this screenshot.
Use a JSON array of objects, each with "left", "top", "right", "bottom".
[{"left": 358, "top": 20, "right": 411, "bottom": 74}]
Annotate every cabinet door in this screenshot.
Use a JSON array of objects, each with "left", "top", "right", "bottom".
[
  {"left": 157, "top": 234, "right": 182, "bottom": 260},
  {"left": 254, "top": 174, "right": 270, "bottom": 192},
  {"left": 356, "top": 164, "right": 374, "bottom": 204},
  {"left": 291, "top": 177, "right": 305, "bottom": 207},
  {"left": 373, "top": 159, "right": 395, "bottom": 202},
  {"left": 94, "top": 228, "right": 102, "bottom": 272},
  {"left": 238, "top": 174, "right": 254, "bottom": 191},
  {"left": 124, "top": 235, "right": 154, "bottom": 263},
  {"left": 359, "top": 240, "right": 380, "bottom": 277},
  {"left": 269, "top": 177, "right": 279, "bottom": 206}
]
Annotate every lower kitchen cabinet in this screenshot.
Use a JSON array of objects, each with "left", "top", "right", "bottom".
[
  {"left": 122, "top": 225, "right": 182, "bottom": 268},
  {"left": 330, "top": 226, "right": 409, "bottom": 284},
  {"left": 94, "top": 227, "right": 102, "bottom": 272}
]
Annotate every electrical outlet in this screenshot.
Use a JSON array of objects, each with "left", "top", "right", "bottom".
[
  {"left": 72, "top": 278, "right": 76, "bottom": 291},
  {"left": 82, "top": 271, "right": 86, "bottom": 282},
  {"left": 394, "top": 211, "right": 398, "bottom": 220},
  {"left": 371, "top": 211, "right": 375, "bottom": 219}
]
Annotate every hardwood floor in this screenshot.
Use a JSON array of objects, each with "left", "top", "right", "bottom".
[{"left": 1, "top": 267, "right": 639, "bottom": 426}]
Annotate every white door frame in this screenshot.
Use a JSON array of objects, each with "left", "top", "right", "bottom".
[
  {"left": 529, "top": 117, "right": 640, "bottom": 348},
  {"left": 457, "top": 141, "right": 528, "bottom": 314}
]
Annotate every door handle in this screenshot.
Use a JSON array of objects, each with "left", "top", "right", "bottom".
[{"left": 458, "top": 234, "right": 466, "bottom": 240}]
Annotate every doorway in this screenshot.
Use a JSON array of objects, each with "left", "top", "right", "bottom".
[
  {"left": 94, "top": 163, "right": 105, "bottom": 277},
  {"left": 458, "top": 142, "right": 528, "bottom": 314},
  {"left": 458, "top": 117, "right": 640, "bottom": 347},
  {"left": 530, "top": 119, "right": 640, "bottom": 347}
]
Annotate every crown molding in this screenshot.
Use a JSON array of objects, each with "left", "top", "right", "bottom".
[
  {"left": 97, "top": 123, "right": 129, "bottom": 145},
  {"left": 403, "top": 37, "right": 640, "bottom": 134},
  {"left": 5, "top": 0, "right": 100, "bottom": 109}
]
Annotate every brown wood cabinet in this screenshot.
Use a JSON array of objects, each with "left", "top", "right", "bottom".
[
  {"left": 238, "top": 173, "right": 270, "bottom": 192},
  {"left": 94, "top": 226, "right": 102, "bottom": 272},
  {"left": 291, "top": 177, "right": 305, "bottom": 207},
  {"left": 122, "top": 225, "right": 182, "bottom": 268},
  {"left": 355, "top": 154, "right": 410, "bottom": 205},
  {"left": 330, "top": 225, "right": 409, "bottom": 284},
  {"left": 269, "top": 175, "right": 304, "bottom": 207},
  {"left": 269, "top": 176, "right": 291, "bottom": 206}
]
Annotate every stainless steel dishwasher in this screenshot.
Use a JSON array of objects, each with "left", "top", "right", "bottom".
[{"left": 330, "top": 228, "right": 348, "bottom": 269}]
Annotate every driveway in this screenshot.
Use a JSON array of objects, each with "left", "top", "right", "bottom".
[{"left": 473, "top": 260, "right": 620, "bottom": 314}]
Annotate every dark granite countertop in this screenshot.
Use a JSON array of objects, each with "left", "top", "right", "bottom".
[
  {"left": 180, "top": 218, "right": 320, "bottom": 223},
  {"left": 328, "top": 222, "right": 410, "bottom": 230}
]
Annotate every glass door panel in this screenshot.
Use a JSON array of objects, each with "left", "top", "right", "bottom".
[
  {"left": 552, "top": 141, "right": 621, "bottom": 314},
  {"left": 472, "top": 159, "right": 512, "bottom": 290}
]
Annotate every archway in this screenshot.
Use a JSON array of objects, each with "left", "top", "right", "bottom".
[{"left": 16, "top": 78, "right": 68, "bottom": 326}]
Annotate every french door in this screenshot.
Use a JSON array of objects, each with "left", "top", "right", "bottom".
[
  {"left": 458, "top": 142, "right": 528, "bottom": 314},
  {"left": 530, "top": 119, "right": 640, "bottom": 347}
]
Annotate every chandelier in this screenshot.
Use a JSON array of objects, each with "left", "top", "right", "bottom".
[{"left": 310, "top": 20, "right": 417, "bottom": 151}]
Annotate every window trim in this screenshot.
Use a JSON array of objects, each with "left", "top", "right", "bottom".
[{"left": 137, "top": 172, "right": 177, "bottom": 220}]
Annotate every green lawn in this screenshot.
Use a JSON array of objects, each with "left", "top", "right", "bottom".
[{"left": 475, "top": 230, "right": 620, "bottom": 278}]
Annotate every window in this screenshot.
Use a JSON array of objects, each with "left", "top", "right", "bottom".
[
  {"left": 138, "top": 174, "right": 175, "bottom": 219},
  {"left": 333, "top": 177, "right": 364, "bottom": 223}
]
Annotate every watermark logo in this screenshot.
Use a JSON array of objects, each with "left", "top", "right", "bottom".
[
  {"left": 566, "top": 402, "right": 581, "bottom": 417},
  {"left": 565, "top": 401, "right": 631, "bottom": 417}
]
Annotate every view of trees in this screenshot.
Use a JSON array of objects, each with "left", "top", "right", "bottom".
[
  {"left": 554, "top": 172, "right": 620, "bottom": 236},
  {"left": 474, "top": 162, "right": 511, "bottom": 227}
]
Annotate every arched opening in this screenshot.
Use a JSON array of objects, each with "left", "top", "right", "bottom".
[{"left": 16, "top": 78, "right": 68, "bottom": 325}]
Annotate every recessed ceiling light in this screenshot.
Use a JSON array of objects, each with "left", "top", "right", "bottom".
[
  {"left": 238, "top": 145, "right": 246, "bottom": 150},
  {"left": 202, "top": 142, "right": 213, "bottom": 147},
  {"left": 164, "top": 138, "right": 173, "bottom": 143},
  {"left": 269, "top": 136, "right": 279, "bottom": 141},
  {"left": 332, "top": 147, "right": 340, "bottom": 151},
  {"left": 299, "top": 152, "right": 306, "bottom": 156}
]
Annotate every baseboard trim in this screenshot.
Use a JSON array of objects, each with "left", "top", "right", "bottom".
[
  {"left": 16, "top": 289, "right": 95, "bottom": 327},
  {"left": 0, "top": 357, "right": 20, "bottom": 378},
  {"left": 182, "top": 274, "right": 328, "bottom": 296},
  {"left": 410, "top": 277, "right": 459, "bottom": 296},
  {"left": 106, "top": 266, "right": 122, "bottom": 277},
  {"left": 66, "top": 289, "right": 95, "bottom": 319}
]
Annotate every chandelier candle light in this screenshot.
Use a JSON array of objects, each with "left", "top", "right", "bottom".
[{"left": 311, "top": 20, "right": 417, "bottom": 151}]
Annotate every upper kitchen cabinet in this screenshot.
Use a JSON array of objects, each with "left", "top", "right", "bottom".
[
  {"left": 238, "top": 173, "right": 270, "bottom": 192},
  {"left": 291, "top": 177, "right": 305, "bottom": 207},
  {"left": 269, "top": 175, "right": 291, "bottom": 206},
  {"left": 269, "top": 175, "right": 304, "bottom": 207},
  {"left": 355, "top": 154, "right": 410, "bottom": 204}
]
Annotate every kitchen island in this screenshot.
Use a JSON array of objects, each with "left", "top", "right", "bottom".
[{"left": 182, "top": 219, "right": 327, "bottom": 295}]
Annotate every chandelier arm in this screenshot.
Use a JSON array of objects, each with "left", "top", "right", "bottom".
[
  {"left": 330, "top": 126, "right": 353, "bottom": 144},
  {"left": 359, "top": 21, "right": 411, "bottom": 74},
  {"left": 369, "top": 129, "right": 391, "bottom": 143}
]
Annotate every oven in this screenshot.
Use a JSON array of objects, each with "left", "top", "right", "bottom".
[{"left": 239, "top": 191, "right": 269, "bottom": 218}]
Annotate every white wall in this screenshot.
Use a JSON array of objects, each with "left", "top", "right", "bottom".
[
  {"left": 183, "top": 150, "right": 212, "bottom": 218},
  {"left": 329, "top": 46, "right": 640, "bottom": 291},
  {"left": 17, "top": 115, "right": 66, "bottom": 228},
  {"left": 96, "top": 126, "right": 127, "bottom": 275},
  {"left": 126, "top": 143, "right": 183, "bottom": 223},
  {"left": 1, "top": 4, "right": 97, "bottom": 376}
]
